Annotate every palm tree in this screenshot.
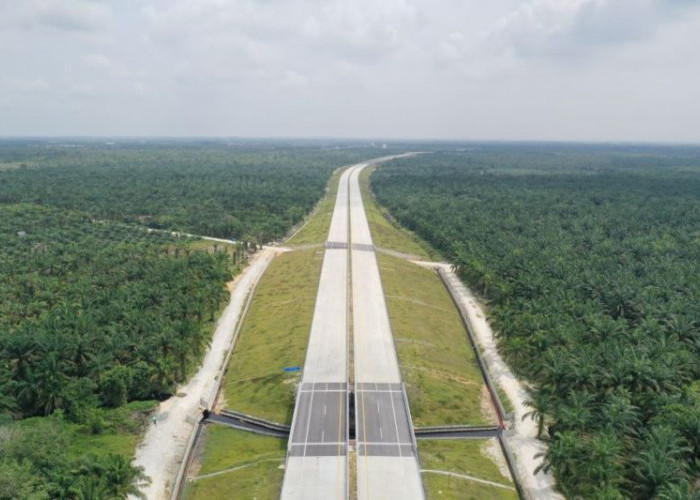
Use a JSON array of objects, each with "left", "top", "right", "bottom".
[
  {"left": 631, "top": 426, "right": 691, "bottom": 498},
  {"left": 523, "top": 389, "right": 554, "bottom": 438}
]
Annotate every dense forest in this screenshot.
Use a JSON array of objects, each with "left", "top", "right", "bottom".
[
  {"left": 0, "top": 139, "right": 377, "bottom": 498},
  {"left": 0, "top": 140, "right": 385, "bottom": 243},
  {"left": 0, "top": 204, "right": 231, "bottom": 497},
  {"left": 371, "top": 145, "right": 700, "bottom": 499}
]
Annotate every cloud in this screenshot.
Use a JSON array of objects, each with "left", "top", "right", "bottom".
[
  {"left": 438, "top": 0, "right": 700, "bottom": 75},
  {"left": 143, "top": 0, "right": 421, "bottom": 66},
  {"left": 83, "top": 53, "right": 128, "bottom": 77},
  {"left": 0, "top": 0, "right": 699, "bottom": 141},
  {"left": 0, "top": 0, "right": 112, "bottom": 32},
  {"left": 276, "top": 70, "right": 309, "bottom": 89},
  {"left": 1, "top": 77, "right": 51, "bottom": 93}
]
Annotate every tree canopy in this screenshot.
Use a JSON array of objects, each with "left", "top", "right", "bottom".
[{"left": 371, "top": 145, "right": 700, "bottom": 498}]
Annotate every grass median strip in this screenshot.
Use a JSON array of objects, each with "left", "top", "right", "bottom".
[
  {"left": 419, "top": 439, "right": 517, "bottom": 500},
  {"left": 221, "top": 247, "right": 324, "bottom": 424}
]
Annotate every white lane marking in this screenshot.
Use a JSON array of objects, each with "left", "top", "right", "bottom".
[
  {"left": 379, "top": 427, "right": 383, "bottom": 439},
  {"left": 299, "top": 389, "right": 346, "bottom": 393},
  {"left": 289, "top": 442, "right": 345, "bottom": 447},
  {"left": 322, "top": 429, "right": 325, "bottom": 442},
  {"left": 324, "top": 404, "right": 327, "bottom": 416},
  {"left": 376, "top": 401, "right": 380, "bottom": 413},
  {"left": 301, "top": 387, "right": 316, "bottom": 458},
  {"left": 388, "top": 390, "right": 403, "bottom": 457},
  {"left": 349, "top": 442, "right": 413, "bottom": 446}
]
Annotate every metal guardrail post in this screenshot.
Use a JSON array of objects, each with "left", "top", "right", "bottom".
[{"left": 401, "top": 383, "right": 427, "bottom": 500}]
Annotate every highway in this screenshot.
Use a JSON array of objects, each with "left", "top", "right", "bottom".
[
  {"left": 280, "top": 166, "right": 354, "bottom": 499},
  {"left": 349, "top": 165, "right": 425, "bottom": 499},
  {"left": 281, "top": 160, "right": 424, "bottom": 499}
]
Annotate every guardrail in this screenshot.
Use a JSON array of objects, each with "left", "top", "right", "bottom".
[
  {"left": 499, "top": 431, "right": 532, "bottom": 500},
  {"left": 437, "top": 267, "right": 528, "bottom": 500},
  {"left": 401, "top": 383, "right": 428, "bottom": 500},
  {"left": 218, "top": 409, "right": 291, "bottom": 433},
  {"left": 170, "top": 251, "right": 273, "bottom": 500},
  {"left": 171, "top": 415, "right": 205, "bottom": 500},
  {"left": 437, "top": 268, "right": 508, "bottom": 427}
]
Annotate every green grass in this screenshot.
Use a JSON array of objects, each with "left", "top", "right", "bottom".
[
  {"left": 377, "top": 253, "right": 489, "bottom": 426},
  {"left": 360, "top": 167, "right": 437, "bottom": 259},
  {"left": 496, "top": 386, "right": 515, "bottom": 416},
  {"left": 185, "top": 426, "right": 286, "bottom": 500},
  {"left": 17, "top": 400, "right": 157, "bottom": 461},
  {"left": 419, "top": 439, "right": 517, "bottom": 500},
  {"left": 196, "top": 425, "right": 286, "bottom": 475},
  {"left": 422, "top": 473, "right": 518, "bottom": 500},
  {"left": 222, "top": 248, "right": 323, "bottom": 424},
  {"left": 286, "top": 168, "right": 342, "bottom": 246}
]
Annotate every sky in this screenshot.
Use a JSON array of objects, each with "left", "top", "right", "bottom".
[{"left": 1, "top": 0, "right": 699, "bottom": 142}]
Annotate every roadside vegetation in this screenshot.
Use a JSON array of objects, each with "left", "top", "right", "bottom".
[
  {"left": 222, "top": 249, "right": 323, "bottom": 423},
  {"left": 0, "top": 401, "right": 155, "bottom": 498},
  {"left": 185, "top": 426, "right": 286, "bottom": 499},
  {"left": 419, "top": 439, "right": 517, "bottom": 500},
  {"left": 377, "top": 254, "right": 489, "bottom": 426},
  {"left": 372, "top": 145, "right": 700, "bottom": 498}
]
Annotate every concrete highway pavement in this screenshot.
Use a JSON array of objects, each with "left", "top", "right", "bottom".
[
  {"left": 282, "top": 158, "right": 424, "bottom": 499},
  {"left": 280, "top": 166, "right": 355, "bottom": 500},
  {"left": 349, "top": 165, "right": 425, "bottom": 499}
]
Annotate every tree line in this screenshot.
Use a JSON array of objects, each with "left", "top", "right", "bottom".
[
  {"left": 0, "top": 141, "right": 385, "bottom": 245},
  {"left": 371, "top": 146, "right": 700, "bottom": 499}
]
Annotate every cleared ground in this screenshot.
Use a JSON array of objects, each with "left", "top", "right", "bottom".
[
  {"left": 221, "top": 248, "right": 324, "bottom": 424},
  {"left": 185, "top": 426, "right": 286, "bottom": 499},
  {"left": 419, "top": 439, "right": 517, "bottom": 500}
]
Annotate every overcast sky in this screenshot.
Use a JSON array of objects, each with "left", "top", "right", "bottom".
[{"left": 1, "top": 0, "right": 699, "bottom": 141}]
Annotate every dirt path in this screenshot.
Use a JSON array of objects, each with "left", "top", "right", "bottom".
[
  {"left": 131, "top": 247, "right": 278, "bottom": 500},
  {"left": 435, "top": 264, "right": 563, "bottom": 499}
]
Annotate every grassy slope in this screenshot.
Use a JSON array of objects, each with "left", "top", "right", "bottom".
[
  {"left": 378, "top": 253, "right": 489, "bottom": 426},
  {"left": 419, "top": 439, "right": 517, "bottom": 500},
  {"left": 221, "top": 248, "right": 323, "bottom": 424},
  {"left": 364, "top": 164, "right": 514, "bottom": 494},
  {"left": 359, "top": 167, "right": 437, "bottom": 260},
  {"left": 185, "top": 426, "right": 286, "bottom": 500},
  {"left": 286, "top": 168, "right": 342, "bottom": 246},
  {"left": 361, "top": 165, "right": 489, "bottom": 425}
]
